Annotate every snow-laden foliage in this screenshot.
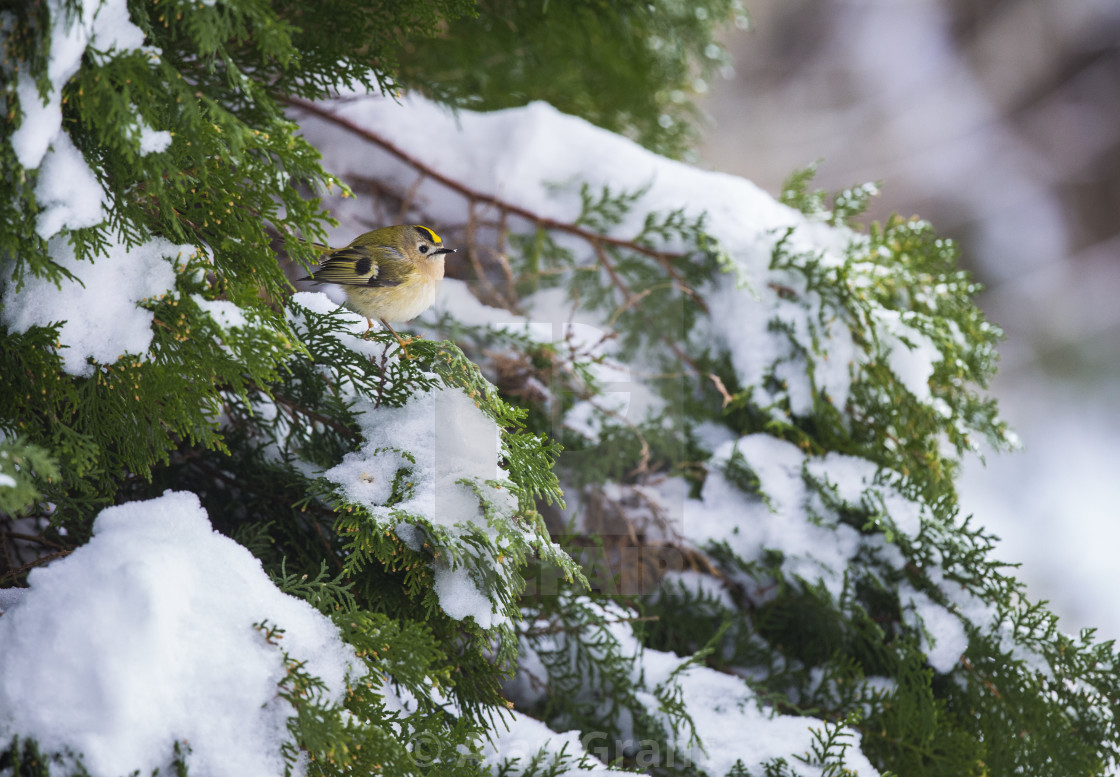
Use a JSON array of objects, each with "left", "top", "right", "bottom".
[
  {"left": 0, "top": 492, "right": 362, "bottom": 777},
  {"left": 295, "top": 93, "right": 1120, "bottom": 776},
  {"left": 3, "top": 2, "right": 1119, "bottom": 777}
]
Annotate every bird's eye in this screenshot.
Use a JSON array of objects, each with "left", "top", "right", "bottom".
[{"left": 418, "top": 244, "right": 430, "bottom": 254}]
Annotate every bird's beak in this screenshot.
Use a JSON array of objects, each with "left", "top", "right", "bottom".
[{"left": 434, "top": 247, "right": 457, "bottom": 256}]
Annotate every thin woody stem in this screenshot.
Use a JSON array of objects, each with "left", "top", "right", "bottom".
[
  {"left": 285, "top": 96, "right": 724, "bottom": 419},
  {"left": 283, "top": 96, "right": 706, "bottom": 309}
]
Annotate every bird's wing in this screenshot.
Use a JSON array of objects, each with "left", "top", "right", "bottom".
[{"left": 302, "top": 244, "right": 407, "bottom": 287}]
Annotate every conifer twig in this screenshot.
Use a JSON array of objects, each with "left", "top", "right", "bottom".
[
  {"left": 1, "top": 550, "right": 72, "bottom": 584},
  {"left": 283, "top": 97, "right": 705, "bottom": 306},
  {"left": 271, "top": 393, "right": 359, "bottom": 440}
]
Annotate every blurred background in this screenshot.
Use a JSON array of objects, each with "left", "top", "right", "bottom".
[{"left": 698, "top": 0, "right": 1120, "bottom": 639}]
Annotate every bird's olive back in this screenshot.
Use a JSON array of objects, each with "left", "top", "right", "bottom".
[{"left": 346, "top": 225, "right": 442, "bottom": 258}]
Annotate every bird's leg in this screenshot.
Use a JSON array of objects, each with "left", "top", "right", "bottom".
[{"left": 380, "top": 318, "right": 417, "bottom": 357}]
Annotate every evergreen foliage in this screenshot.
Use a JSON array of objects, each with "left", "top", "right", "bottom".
[
  {"left": 396, "top": 0, "right": 749, "bottom": 157},
  {"left": 2, "top": 2, "right": 1119, "bottom": 777}
]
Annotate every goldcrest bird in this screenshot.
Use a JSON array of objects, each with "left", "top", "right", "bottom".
[{"left": 299, "top": 224, "right": 455, "bottom": 339}]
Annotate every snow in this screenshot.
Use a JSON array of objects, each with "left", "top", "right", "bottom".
[
  {"left": 873, "top": 309, "right": 940, "bottom": 402},
  {"left": 3, "top": 235, "right": 185, "bottom": 377},
  {"left": 192, "top": 293, "right": 249, "bottom": 331},
  {"left": 11, "top": 73, "right": 60, "bottom": 171},
  {"left": 308, "top": 94, "right": 938, "bottom": 443},
  {"left": 0, "top": 491, "right": 360, "bottom": 777},
  {"left": 685, "top": 434, "right": 863, "bottom": 598},
  {"left": 658, "top": 569, "right": 736, "bottom": 611},
  {"left": 705, "top": 4, "right": 1120, "bottom": 650},
  {"left": 429, "top": 278, "right": 522, "bottom": 328},
  {"left": 137, "top": 120, "right": 173, "bottom": 156},
  {"left": 324, "top": 384, "right": 509, "bottom": 529},
  {"left": 510, "top": 599, "right": 881, "bottom": 776},
  {"left": 900, "top": 585, "right": 967, "bottom": 674},
  {"left": 291, "top": 292, "right": 518, "bottom": 628},
  {"left": 33, "top": 132, "right": 107, "bottom": 239},
  {"left": 707, "top": 280, "right": 859, "bottom": 418},
  {"left": 290, "top": 289, "right": 343, "bottom": 317},
  {"left": 432, "top": 564, "right": 500, "bottom": 627},
  {"left": 0, "top": 587, "right": 25, "bottom": 611},
  {"left": 315, "top": 97, "right": 839, "bottom": 265},
  {"left": 807, "top": 453, "right": 926, "bottom": 538},
  {"left": 806, "top": 452, "right": 880, "bottom": 506},
  {"left": 10, "top": 0, "right": 148, "bottom": 169},
  {"left": 660, "top": 662, "right": 881, "bottom": 777},
  {"left": 288, "top": 290, "right": 394, "bottom": 366},
  {"left": 430, "top": 280, "right": 663, "bottom": 441},
  {"left": 482, "top": 710, "right": 625, "bottom": 776},
  {"left": 561, "top": 338, "right": 651, "bottom": 441},
  {"left": 5, "top": 0, "right": 186, "bottom": 378}
]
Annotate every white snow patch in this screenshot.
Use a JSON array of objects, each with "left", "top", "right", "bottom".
[
  {"left": 659, "top": 569, "right": 735, "bottom": 611},
  {"left": 0, "top": 491, "right": 361, "bottom": 777},
  {"left": 11, "top": 0, "right": 148, "bottom": 169},
  {"left": 433, "top": 565, "right": 508, "bottom": 630},
  {"left": 2, "top": 235, "right": 184, "bottom": 376},
  {"left": 873, "top": 309, "right": 940, "bottom": 402},
  {"left": 33, "top": 132, "right": 106, "bottom": 240},
  {"left": 193, "top": 294, "right": 249, "bottom": 330},
  {"left": 325, "top": 386, "right": 508, "bottom": 527},
  {"left": 481, "top": 710, "right": 625, "bottom": 776},
  {"left": 322, "top": 384, "right": 517, "bottom": 626},
  {"left": 137, "top": 121, "right": 173, "bottom": 155},
  {"left": 650, "top": 659, "right": 882, "bottom": 776},
  {"left": 685, "top": 434, "right": 861, "bottom": 598},
  {"left": 901, "top": 584, "right": 967, "bottom": 673}
]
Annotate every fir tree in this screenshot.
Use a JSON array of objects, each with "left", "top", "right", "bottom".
[{"left": 2, "top": 2, "right": 1119, "bottom": 777}]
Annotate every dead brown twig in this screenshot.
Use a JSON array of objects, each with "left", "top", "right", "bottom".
[{"left": 283, "top": 96, "right": 708, "bottom": 311}]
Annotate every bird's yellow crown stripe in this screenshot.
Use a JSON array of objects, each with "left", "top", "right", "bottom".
[{"left": 414, "top": 225, "right": 441, "bottom": 244}]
